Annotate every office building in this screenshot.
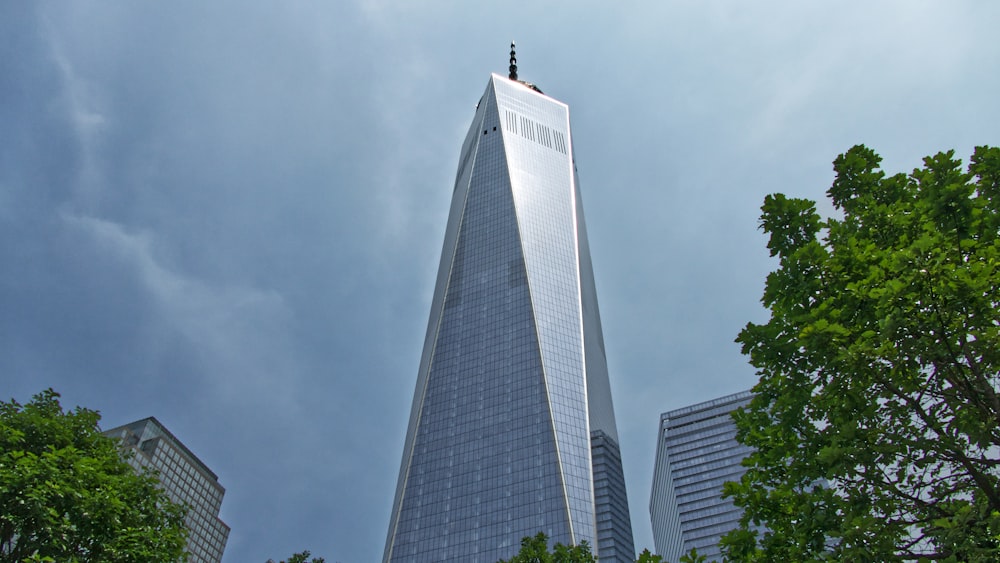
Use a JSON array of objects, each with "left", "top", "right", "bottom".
[
  {"left": 649, "top": 390, "right": 753, "bottom": 562},
  {"left": 383, "top": 52, "right": 633, "bottom": 563},
  {"left": 105, "top": 417, "right": 230, "bottom": 563}
]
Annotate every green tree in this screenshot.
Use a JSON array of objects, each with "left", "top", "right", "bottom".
[
  {"left": 635, "top": 548, "right": 663, "bottom": 563},
  {"left": 265, "top": 550, "right": 325, "bottom": 563},
  {"left": 677, "top": 547, "right": 708, "bottom": 562},
  {"left": 498, "top": 535, "right": 681, "bottom": 563},
  {"left": 1, "top": 389, "right": 188, "bottom": 562},
  {"left": 496, "top": 533, "right": 596, "bottom": 563},
  {"left": 722, "top": 145, "right": 1000, "bottom": 561},
  {"left": 635, "top": 547, "right": 709, "bottom": 562}
]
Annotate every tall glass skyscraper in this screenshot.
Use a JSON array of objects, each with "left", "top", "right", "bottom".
[
  {"left": 383, "top": 68, "right": 633, "bottom": 563},
  {"left": 649, "top": 390, "right": 753, "bottom": 562}
]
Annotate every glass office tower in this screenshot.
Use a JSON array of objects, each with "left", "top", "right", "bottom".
[
  {"left": 649, "top": 391, "right": 753, "bottom": 562},
  {"left": 105, "top": 417, "right": 230, "bottom": 563},
  {"left": 383, "top": 73, "right": 633, "bottom": 563}
]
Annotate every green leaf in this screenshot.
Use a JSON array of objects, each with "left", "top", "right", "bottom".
[{"left": 726, "top": 146, "right": 1000, "bottom": 562}]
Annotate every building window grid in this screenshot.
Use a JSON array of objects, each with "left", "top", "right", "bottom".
[
  {"left": 388, "top": 78, "right": 617, "bottom": 561},
  {"left": 109, "top": 421, "right": 229, "bottom": 563},
  {"left": 651, "top": 394, "right": 753, "bottom": 562}
]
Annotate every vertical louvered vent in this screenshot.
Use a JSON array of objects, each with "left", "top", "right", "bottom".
[
  {"left": 503, "top": 110, "right": 568, "bottom": 155},
  {"left": 505, "top": 111, "right": 518, "bottom": 134},
  {"left": 553, "top": 131, "right": 567, "bottom": 154},
  {"left": 521, "top": 116, "right": 535, "bottom": 141},
  {"left": 536, "top": 123, "right": 553, "bottom": 149}
]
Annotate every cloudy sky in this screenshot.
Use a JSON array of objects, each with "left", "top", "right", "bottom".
[{"left": 3, "top": 2, "right": 998, "bottom": 561}]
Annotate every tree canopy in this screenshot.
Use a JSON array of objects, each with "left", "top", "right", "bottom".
[
  {"left": 265, "top": 550, "right": 325, "bottom": 563},
  {"left": 1, "top": 389, "right": 188, "bottom": 562},
  {"left": 495, "top": 534, "right": 687, "bottom": 563},
  {"left": 723, "top": 145, "right": 1000, "bottom": 561},
  {"left": 496, "top": 533, "right": 596, "bottom": 563}
]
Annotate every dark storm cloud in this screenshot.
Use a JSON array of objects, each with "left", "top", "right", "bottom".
[{"left": 1, "top": 2, "right": 399, "bottom": 558}]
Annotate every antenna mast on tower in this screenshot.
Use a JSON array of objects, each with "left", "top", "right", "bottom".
[{"left": 508, "top": 42, "right": 518, "bottom": 81}]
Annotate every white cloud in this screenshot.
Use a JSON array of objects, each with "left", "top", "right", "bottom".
[
  {"left": 40, "top": 18, "right": 109, "bottom": 215},
  {"left": 36, "top": 6, "right": 302, "bottom": 407},
  {"left": 60, "top": 212, "right": 299, "bottom": 404}
]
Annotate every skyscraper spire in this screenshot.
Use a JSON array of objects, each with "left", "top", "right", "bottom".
[{"left": 508, "top": 41, "right": 518, "bottom": 80}]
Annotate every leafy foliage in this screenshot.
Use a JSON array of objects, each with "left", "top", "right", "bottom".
[
  {"left": 635, "top": 547, "right": 708, "bottom": 563},
  {"left": 723, "top": 146, "right": 1000, "bottom": 561},
  {"left": 497, "top": 535, "right": 687, "bottom": 563},
  {"left": 677, "top": 547, "right": 708, "bottom": 562},
  {"left": 265, "top": 550, "right": 325, "bottom": 563},
  {"left": 496, "top": 533, "right": 596, "bottom": 563},
  {"left": 635, "top": 548, "right": 663, "bottom": 563},
  {"left": 1, "top": 389, "right": 188, "bottom": 562}
]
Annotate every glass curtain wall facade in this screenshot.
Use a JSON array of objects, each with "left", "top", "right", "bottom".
[
  {"left": 105, "top": 417, "right": 230, "bottom": 563},
  {"left": 591, "top": 430, "right": 635, "bottom": 561},
  {"left": 649, "top": 391, "right": 753, "bottom": 562},
  {"left": 383, "top": 74, "right": 633, "bottom": 563}
]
